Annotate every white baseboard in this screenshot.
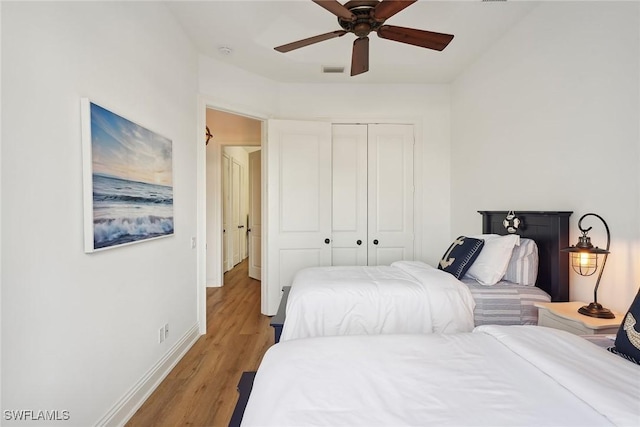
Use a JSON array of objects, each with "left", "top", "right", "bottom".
[{"left": 95, "top": 323, "right": 201, "bottom": 426}]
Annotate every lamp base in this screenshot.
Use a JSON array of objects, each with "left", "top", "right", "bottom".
[{"left": 578, "top": 302, "right": 615, "bottom": 319}]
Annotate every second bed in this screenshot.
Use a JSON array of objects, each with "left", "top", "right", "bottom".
[{"left": 272, "top": 211, "right": 571, "bottom": 342}]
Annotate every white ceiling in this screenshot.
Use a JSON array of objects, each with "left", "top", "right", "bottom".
[{"left": 165, "top": 0, "right": 539, "bottom": 84}]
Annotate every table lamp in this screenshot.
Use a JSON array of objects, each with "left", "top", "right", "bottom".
[{"left": 561, "top": 213, "right": 615, "bottom": 319}]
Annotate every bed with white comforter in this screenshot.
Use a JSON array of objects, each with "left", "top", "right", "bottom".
[
  {"left": 280, "top": 261, "right": 475, "bottom": 341},
  {"left": 242, "top": 326, "right": 640, "bottom": 426}
]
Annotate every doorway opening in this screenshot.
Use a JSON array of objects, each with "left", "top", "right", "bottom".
[
  {"left": 221, "top": 145, "right": 261, "bottom": 277},
  {"left": 205, "top": 108, "right": 262, "bottom": 289}
]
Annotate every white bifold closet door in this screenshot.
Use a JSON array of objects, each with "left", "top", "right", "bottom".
[
  {"left": 266, "top": 120, "right": 413, "bottom": 312},
  {"left": 332, "top": 124, "right": 414, "bottom": 266},
  {"left": 367, "top": 124, "right": 414, "bottom": 264},
  {"left": 331, "top": 124, "right": 368, "bottom": 265}
]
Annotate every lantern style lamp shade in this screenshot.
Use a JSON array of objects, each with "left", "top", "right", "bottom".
[{"left": 561, "top": 213, "right": 615, "bottom": 319}]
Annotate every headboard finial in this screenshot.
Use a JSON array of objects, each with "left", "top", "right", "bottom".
[{"left": 503, "top": 210, "right": 520, "bottom": 234}]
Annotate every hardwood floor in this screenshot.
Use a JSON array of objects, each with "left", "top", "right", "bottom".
[{"left": 126, "top": 259, "right": 273, "bottom": 427}]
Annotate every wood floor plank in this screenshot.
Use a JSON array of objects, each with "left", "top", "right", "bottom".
[{"left": 126, "top": 259, "right": 273, "bottom": 427}]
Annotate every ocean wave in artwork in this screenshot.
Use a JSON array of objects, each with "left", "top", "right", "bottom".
[
  {"left": 93, "top": 192, "right": 173, "bottom": 205},
  {"left": 94, "top": 216, "right": 174, "bottom": 249}
]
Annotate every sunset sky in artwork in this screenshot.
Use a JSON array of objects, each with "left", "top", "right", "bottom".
[{"left": 90, "top": 102, "right": 173, "bottom": 187}]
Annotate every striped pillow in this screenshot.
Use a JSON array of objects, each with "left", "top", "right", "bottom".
[{"left": 503, "top": 238, "right": 538, "bottom": 286}]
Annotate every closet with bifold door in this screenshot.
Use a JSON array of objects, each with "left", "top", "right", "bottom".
[
  {"left": 267, "top": 120, "right": 414, "bottom": 293},
  {"left": 331, "top": 123, "right": 414, "bottom": 266}
]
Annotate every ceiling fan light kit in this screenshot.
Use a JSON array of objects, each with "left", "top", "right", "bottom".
[{"left": 275, "top": 0, "right": 454, "bottom": 76}]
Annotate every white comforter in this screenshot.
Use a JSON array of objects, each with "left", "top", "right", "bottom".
[
  {"left": 242, "top": 326, "right": 640, "bottom": 426},
  {"left": 280, "top": 261, "right": 476, "bottom": 341}
]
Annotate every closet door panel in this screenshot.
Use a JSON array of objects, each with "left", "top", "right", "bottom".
[
  {"left": 267, "top": 119, "right": 332, "bottom": 311},
  {"left": 368, "top": 124, "right": 414, "bottom": 265},
  {"left": 279, "top": 139, "right": 323, "bottom": 232},
  {"left": 331, "top": 124, "right": 368, "bottom": 266},
  {"left": 375, "top": 247, "right": 407, "bottom": 266}
]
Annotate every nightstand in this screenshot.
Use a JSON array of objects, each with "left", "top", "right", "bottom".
[{"left": 535, "top": 302, "right": 622, "bottom": 335}]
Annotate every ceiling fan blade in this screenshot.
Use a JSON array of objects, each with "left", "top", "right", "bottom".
[
  {"left": 373, "top": 0, "right": 417, "bottom": 21},
  {"left": 351, "top": 37, "right": 369, "bottom": 76},
  {"left": 275, "top": 30, "right": 348, "bottom": 53},
  {"left": 312, "top": 0, "right": 356, "bottom": 21},
  {"left": 377, "top": 25, "right": 454, "bottom": 51}
]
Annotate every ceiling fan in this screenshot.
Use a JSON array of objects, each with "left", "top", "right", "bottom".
[{"left": 274, "top": 0, "right": 454, "bottom": 76}]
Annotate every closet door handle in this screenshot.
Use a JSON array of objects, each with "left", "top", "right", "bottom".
[
  {"left": 324, "top": 238, "right": 331, "bottom": 244},
  {"left": 356, "top": 240, "right": 362, "bottom": 246},
  {"left": 238, "top": 225, "right": 245, "bottom": 229},
  {"left": 373, "top": 239, "right": 379, "bottom": 245}
]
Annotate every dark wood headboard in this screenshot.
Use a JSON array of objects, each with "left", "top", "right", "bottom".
[{"left": 478, "top": 211, "right": 572, "bottom": 302}]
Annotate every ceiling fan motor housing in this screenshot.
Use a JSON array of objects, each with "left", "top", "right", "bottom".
[{"left": 338, "top": 0, "right": 384, "bottom": 38}]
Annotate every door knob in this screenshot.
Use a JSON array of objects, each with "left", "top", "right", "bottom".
[
  {"left": 373, "top": 239, "right": 379, "bottom": 245},
  {"left": 356, "top": 240, "right": 362, "bottom": 245},
  {"left": 324, "top": 238, "right": 330, "bottom": 244}
]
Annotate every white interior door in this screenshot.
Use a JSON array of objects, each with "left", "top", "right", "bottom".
[
  {"left": 231, "top": 159, "right": 242, "bottom": 266},
  {"left": 266, "top": 119, "right": 332, "bottom": 314},
  {"left": 331, "top": 124, "right": 368, "bottom": 266},
  {"left": 240, "top": 161, "right": 248, "bottom": 260},
  {"left": 248, "top": 150, "right": 262, "bottom": 280},
  {"left": 222, "top": 154, "right": 232, "bottom": 272},
  {"left": 367, "top": 124, "right": 414, "bottom": 265}
]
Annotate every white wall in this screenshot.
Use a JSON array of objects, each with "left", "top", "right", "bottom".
[
  {"left": 451, "top": 1, "right": 640, "bottom": 313},
  {"left": 199, "top": 55, "right": 278, "bottom": 117},
  {"left": 1, "top": 2, "right": 199, "bottom": 426}
]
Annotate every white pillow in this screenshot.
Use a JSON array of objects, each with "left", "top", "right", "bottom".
[
  {"left": 465, "top": 234, "right": 520, "bottom": 286},
  {"left": 503, "top": 238, "right": 539, "bottom": 286}
]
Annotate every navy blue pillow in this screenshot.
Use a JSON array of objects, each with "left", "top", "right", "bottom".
[
  {"left": 608, "top": 290, "right": 640, "bottom": 365},
  {"left": 437, "top": 236, "right": 484, "bottom": 279}
]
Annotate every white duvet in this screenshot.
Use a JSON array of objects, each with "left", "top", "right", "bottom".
[
  {"left": 242, "top": 326, "right": 640, "bottom": 426},
  {"left": 280, "top": 261, "right": 476, "bottom": 341}
]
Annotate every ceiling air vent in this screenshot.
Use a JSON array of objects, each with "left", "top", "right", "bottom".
[{"left": 322, "top": 66, "right": 345, "bottom": 74}]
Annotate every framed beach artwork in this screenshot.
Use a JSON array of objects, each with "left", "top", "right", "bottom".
[{"left": 81, "top": 99, "right": 174, "bottom": 252}]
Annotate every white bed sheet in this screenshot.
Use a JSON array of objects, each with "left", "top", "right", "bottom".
[
  {"left": 280, "top": 261, "right": 475, "bottom": 341},
  {"left": 242, "top": 326, "right": 640, "bottom": 426}
]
